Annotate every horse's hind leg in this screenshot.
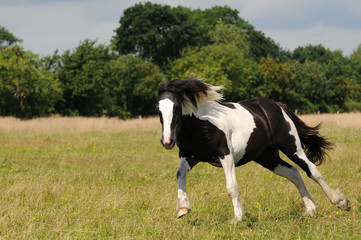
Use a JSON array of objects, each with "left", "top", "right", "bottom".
[
  {"left": 272, "top": 160, "right": 317, "bottom": 215},
  {"left": 276, "top": 110, "right": 350, "bottom": 210},
  {"left": 255, "top": 149, "right": 317, "bottom": 215},
  {"left": 284, "top": 150, "right": 351, "bottom": 211}
]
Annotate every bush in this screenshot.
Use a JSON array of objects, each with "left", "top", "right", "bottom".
[
  {"left": 0, "top": 46, "right": 62, "bottom": 118},
  {"left": 169, "top": 43, "right": 256, "bottom": 101},
  {"left": 56, "top": 40, "right": 114, "bottom": 116},
  {"left": 107, "top": 55, "right": 165, "bottom": 117}
]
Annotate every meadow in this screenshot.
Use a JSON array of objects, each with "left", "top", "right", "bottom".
[{"left": 0, "top": 113, "right": 360, "bottom": 239}]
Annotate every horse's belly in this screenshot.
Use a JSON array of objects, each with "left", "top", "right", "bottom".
[{"left": 229, "top": 104, "right": 256, "bottom": 162}]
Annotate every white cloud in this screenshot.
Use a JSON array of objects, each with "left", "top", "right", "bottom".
[
  {"left": 264, "top": 24, "right": 361, "bottom": 55},
  {"left": 1, "top": 0, "right": 361, "bottom": 56},
  {"left": 0, "top": 0, "right": 134, "bottom": 55},
  {"left": 239, "top": 0, "right": 305, "bottom": 19}
]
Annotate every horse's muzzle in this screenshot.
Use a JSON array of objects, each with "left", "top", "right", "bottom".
[{"left": 161, "top": 139, "right": 175, "bottom": 150}]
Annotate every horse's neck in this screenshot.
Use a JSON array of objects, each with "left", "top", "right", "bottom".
[{"left": 182, "top": 100, "right": 227, "bottom": 122}]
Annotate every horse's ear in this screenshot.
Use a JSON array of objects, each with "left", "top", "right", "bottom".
[
  {"left": 158, "top": 82, "right": 165, "bottom": 89},
  {"left": 158, "top": 82, "right": 166, "bottom": 96}
]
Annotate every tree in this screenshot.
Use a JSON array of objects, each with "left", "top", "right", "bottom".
[
  {"left": 350, "top": 43, "right": 361, "bottom": 83},
  {"left": 113, "top": 2, "right": 199, "bottom": 67},
  {"left": 55, "top": 39, "right": 164, "bottom": 118},
  {"left": 292, "top": 44, "right": 335, "bottom": 64},
  {"left": 193, "top": 5, "right": 287, "bottom": 60},
  {"left": 113, "top": 3, "right": 289, "bottom": 67},
  {"left": 350, "top": 43, "right": 361, "bottom": 63},
  {"left": 169, "top": 41, "right": 256, "bottom": 101},
  {"left": 208, "top": 23, "right": 250, "bottom": 55},
  {"left": 107, "top": 55, "right": 165, "bottom": 117},
  {"left": 56, "top": 39, "right": 115, "bottom": 116},
  {"left": 247, "top": 30, "right": 289, "bottom": 60},
  {"left": 0, "top": 46, "right": 62, "bottom": 118},
  {"left": 0, "top": 26, "right": 22, "bottom": 49},
  {"left": 190, "top": 5, "right": 251, "bottom": 45}
]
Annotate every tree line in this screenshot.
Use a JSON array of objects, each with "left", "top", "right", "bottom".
[{"left": 1, "top": 3, "right": 361, "bottom": 118}]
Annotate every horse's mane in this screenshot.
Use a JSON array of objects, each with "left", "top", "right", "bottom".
[{"left": 158, "top": 78, "right": 223, "bottom": 108}]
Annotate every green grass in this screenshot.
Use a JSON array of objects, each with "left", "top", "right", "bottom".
[{"left": 0, "top": 116, "right": 360, "bottom": 239}]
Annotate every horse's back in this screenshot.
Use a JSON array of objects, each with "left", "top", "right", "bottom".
[
  {"left": 234, "top": 97, "right": 295, "bottom": 165},
  {"left": 230, "top": 98, "right": 277, "bottom": 165},
  {"left": 238, "top": 97, "right": 303, "bottom": 157},
  {"left": 238, "top": 97, "right": 290, "bottom": 136}
]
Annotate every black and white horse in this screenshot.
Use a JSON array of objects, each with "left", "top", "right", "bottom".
[{"left": 157, "top": 78, "right": 350, "bottom": 223}]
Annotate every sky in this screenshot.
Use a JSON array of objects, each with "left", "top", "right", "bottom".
[{"left": 1, "top": 0, "right": 361, "bottom": 57}]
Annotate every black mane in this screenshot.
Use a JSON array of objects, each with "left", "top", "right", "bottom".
[{"left": 158, "top": 78, "right": 210, "bottom": 108}]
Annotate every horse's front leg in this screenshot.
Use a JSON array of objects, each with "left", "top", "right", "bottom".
[
  {"left": 220, "top": 154, "right": 243, "bottom": 223},
  {"left": 176, "top": 157, "right": 194, "bottom": 218}
]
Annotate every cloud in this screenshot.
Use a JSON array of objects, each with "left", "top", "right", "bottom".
[
  {"left": 264, "top": 24, "right": 361, "bottom": 55},
  {"left": 239, "top": 0, "right": 303, "bottom": 19},
  {"left": 0, "top": 0, "right": 135, "bottom": 55},
  {"left": 1, "top": 0, "right": 361, "bottom": 56}
]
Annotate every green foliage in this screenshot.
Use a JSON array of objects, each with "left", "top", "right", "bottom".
[
  {"left": 55, "top": 40, "right": 164, "bottom": 118},
  {"left": 198, "top": 5, "right": 244, "bottom": 26},
  {"left": 208, "top": 23, "right": 250, "bottom": 55},
  {"left": 190, "top": 5, "right": 252, "bottom": 46},
  {"left": 247, "top": 29, "right": 290, "bottom": 60},
  {"left": 171, "top": 42, "right": 361, "bottom": 113},
  {"left": 0, "top": 46, "right": 62, "bottom": 118},
  {"left": 1, "top": 4, "right": 361, "bottom": 118},
  {"left": 113, "top": 2, "right": 199, "bottom": 67},
  {"left": 113, "top": 3, "right": 286, "bottom": 66},
  {"left": 56, "top": 39, "right": 114, "bottom": 116},
  {"left": 293, "top": 44, "right": 333, "bottom": 64},
  {"left": 256, "top": 58, "right": 331, "bottom": 112},
  {"left": 290, "top": 44, "right": 361, "bottom": 112},
  {"left": 0, "top": 26, "right": 22, "bottom": 49},
  {"left": 169, "top": 46, "right": 229, "bottom": 89},
  {"left": 107, "top": 55, "right": 165, "bottom": 117},
  {"left": 170, "top": 43, "right": 252, "bottom": 100},
  {"left": 350, "top": 43, "right": 361, "bottom": 84}
]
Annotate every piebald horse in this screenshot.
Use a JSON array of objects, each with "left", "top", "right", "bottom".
[{"left": 157, "top": 78, "right": 350, "bottom": 223}]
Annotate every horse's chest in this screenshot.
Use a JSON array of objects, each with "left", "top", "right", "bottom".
[{"left": 177, "top": 116, "right": 230, "bottom": 163}]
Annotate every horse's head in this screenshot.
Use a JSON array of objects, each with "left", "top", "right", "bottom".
[
  {"left": 157, "top": 79, "right": 223, "bottom": 150},
  {"left": 157, "top": 83, "right": 183, "bottom": 150}
]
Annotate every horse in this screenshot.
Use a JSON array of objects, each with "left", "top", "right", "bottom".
[{"left": 157, "top": 78, "right": 350, "bottom": 223}]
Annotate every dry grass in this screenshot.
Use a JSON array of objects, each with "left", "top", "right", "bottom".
[
  {"left": 0, "top": 116, "right": 161, "bottom": 135},
  {"left": 0, "top": 113, "right": 359, "bottom": 239},
  {"left": 300, "top": 112, "right": 361, "bottom": 129},
  {"left": 0, "top": 112, "right": 359, "bottom": 135}
]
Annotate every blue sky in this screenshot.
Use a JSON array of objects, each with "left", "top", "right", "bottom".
[{"left": 1, "top": 0, "right": 361, "bottom": 56}]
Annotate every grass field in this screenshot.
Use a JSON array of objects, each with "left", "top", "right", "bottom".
[{"left": 0, "top": 113, "right": 360, "bottom": 239}]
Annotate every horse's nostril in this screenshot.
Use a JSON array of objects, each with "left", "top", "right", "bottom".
[{"left": 161, "top": 138, "right": 175, "bottom": 150}]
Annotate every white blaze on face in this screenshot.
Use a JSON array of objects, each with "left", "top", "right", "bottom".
[{"left": 158, "top": 98, "right": 174, "bottom": 144}]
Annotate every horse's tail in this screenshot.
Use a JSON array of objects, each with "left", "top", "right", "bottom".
[{"left": 278, "top": 103, "right": 334, "bottom": 165}]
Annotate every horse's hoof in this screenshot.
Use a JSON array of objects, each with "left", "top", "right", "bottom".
[
  {"left": 230, "top": 217, "right": 242, "bottom": 224},
  {"left": 303, "top": 209, "right": 315, "bottom": 217},
  {"left": 346, "top": 199, "right": 351, "bottom": 211},
  {"left": 177, "top": 207, "right": 189, "bottom": 218},
  {"left": 338, "top": 198, "right": 351, "bottom": 211},
  {"left": 332, "top": 189, "right": 351, "bottom": 211}
]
